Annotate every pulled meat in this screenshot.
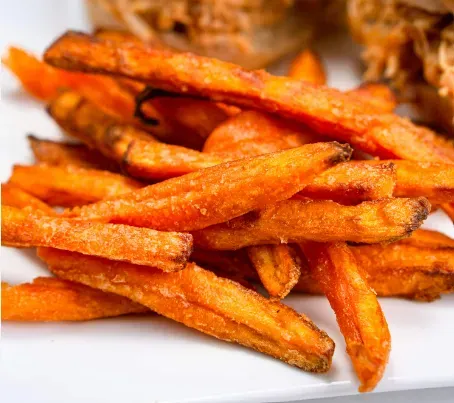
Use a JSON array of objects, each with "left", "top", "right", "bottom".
[{"left": 348, "top": 0, "right": 454, "bottom": 126}]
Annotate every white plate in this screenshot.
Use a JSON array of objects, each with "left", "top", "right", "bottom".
[{"left": 1, "top": 2, "right": 454, "bottom": 403}]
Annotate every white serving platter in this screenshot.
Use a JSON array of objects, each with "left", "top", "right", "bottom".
[{"left": 1, "top": 1, "right": 454, "bottom": 402}]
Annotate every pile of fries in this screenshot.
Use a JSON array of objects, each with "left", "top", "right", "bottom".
[{"left": 2, "top": 30, "right": 454, "bottom": 393}]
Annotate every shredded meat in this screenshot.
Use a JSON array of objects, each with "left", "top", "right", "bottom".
[{"left": 348, "top": 0, "right": 454, "bottom": 124}]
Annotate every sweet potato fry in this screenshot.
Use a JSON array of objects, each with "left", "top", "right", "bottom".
[
  {"left": 1, "top": 183, "right": 55, "bottom": 214},
  {"left": 441, "top": 203, "right": 454, "bottom": 221},
  {"left": 8, "top": 164, "right": 142, "bottom": 207},
  {"left": 190, "top": 249, "right": 257, "bottom": 281},
  {"left": 38, "top": 247, "right": 335, "bottom": 372},
  {"left": 295, "top": 230, "right": 454, "bottom": 301},
  {"left": 2, "top": 46, "right": 220, "bottom": 149},
  {"left": 66, "top": 142, "right": 352, "bottom": 231},
  {"left": 351, "top": 244, "right": 454, "bottom": 302},
  {"left": 48, "top": 92, "right": 225, "bottom": 180},
  {"left": 248, "top": 245, "right": 300, "bottom": 300},
  {"left": 2, "top": 205, "right": 192, "bottom": 271},
  {"left": 299, "top": 242, "right": 390, "bottom": 392},
  {"left": 2, "top": 278, "right": 148, "bottom": 321},
  {"left": 346, "top": 83, "right": 397, "bottom": 114},
  {"left": 44, "top": 31, "right": 454, "bottom": 162},
  {"left": 203, "top": 111, "right": 322, "bottom": 159},
  {"left": 288, "top": 49, "right": 327, "bottom": 85},
  {"left": 398, "top": 229, "right": 454, "bottom": 249},
  {"left": 28, "top": 135, "right": 119, "bottom": 171},
  {"left": 300, "top": 161, "right": 396, "bottom": 204},
  {"left": 193, "top": 197, "right": 430, "bottom": 249},
  {"left": 365, "top": 160, "right": 454, "bottom": 203}
]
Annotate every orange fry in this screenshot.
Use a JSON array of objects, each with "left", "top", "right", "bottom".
[
  {"left": 28, "top": 135, "right": 119, "bottom": 171},
  {"left": 65, "top": 142, "right": 352, "bottom": 231},
  {"left": 346, "top": 83, "right": 397, "bottom": 114},
  {"left": 398, "top": 229, "right": 454, "bottom": 249},
  {"left": 190, "top": 249, "right": 257, "bottom": 281},
  {"left": 2, "top": 205, "right": 192, "bottom": 271},
  {"left": 351, "top": 243, "right": 454, "bottom": 302},
  {"left": 288, "top": 49, "right": 327, "bottom": 85},
  {"left": 248, "top": 245, "right": 300, "bottom": 300},
  {"left": 295, "top": 230, "right": 454, "bottom": 301},
  {"left": 38, "top": 248, "right": 335, "bottom": 372},
  {"left": 365, "top": 160, "right": 454, "bottom": 203},
  {"left": 203, "top": 111, "right": 322, "bottom": 159},
  {"left": 193, "top": 198, "right": 430, "bottom": 249},
  {"left": 8, "top": 164, "right": 142, "bottom": 207},
  {"left": 3, "top": 46, "right": 226, "bottom": 149},
  {"left": 44, "top": 31, "right": 454, "bottom": 162},
  {"left": 299, "top": 242, "right": 390, "bottom": 392},
  {"left": 441, "top": 203, "right": 454, "bottom": 221},
  {"left": 299, "top": 161, "right": 396, "bottom": 205},
  {"left": 1, "top": 183, "right": 55, "bottom": 214},
  {"left": 2, "top": 278, "right": 148, "bottom": 321},
  {"left": 48, "top": 92, "right": 225, "bottom": 180}
]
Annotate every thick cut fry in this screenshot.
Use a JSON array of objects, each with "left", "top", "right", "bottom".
[
  {"left": 398, "top": 229, "right": 454, "bottom": 249},
  {"left": 365, "top": 160, "right": 454, "bottom": 203},
  {"left": 2, "top": 278, "right": 148, "bottom": 321},
  {"left": 1, "top": 183, "right": 55, "bottom": 214},
  {"left": 44, "top": 32, "right": 454, "bottom": 162},
  {"left": 2, "top": 206, "right": 192, "bottom": 271},
  {"left": 203, "top": 111, "right": 322, "bottom": 159},
  {"left": 38, "top": 248, "right": 335, "bottom": 372},
  {"left": 248, "top": 245, "right": 300, "bottom": 300},
  {"left": 346, "top": 83, "right": 397, "bottom": 114},
  {"left": 299, "top": 242, "right": 390, "bottom": 392},
  {"left": 288, "top": 49, "right": 327, "bottom": 85},
  {"left": 193, "top": 198, "right": 430, "bottom": 249},
  {"left": 8, "top": 164, "right": 142, "bottom": 207},
  {"left": 48, "top": 92, "right": 225, "bottom": 180},
  {"left": 28, "top": 135, "right": 119, "bottom": 171},
  {"left": 65, "top": 143, "right": 352, "bottom": 231}
]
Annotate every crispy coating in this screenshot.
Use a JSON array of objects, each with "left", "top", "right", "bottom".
[
  {"left": 299, "top": 242, "right": 390, "bottom": 392},
  {"left": 38, "top": 248, "right": 335, "bottom": 372},
  {"left": 248, "top": 245, "right": 300, "bottom": 300},
  {"left": 28, "top": 135, "right": 119, "bottom": 172},
  {"left": 2, "top": 277, "right": 148, "bottom": 321},
  {"left": 2, "top": 205, "right": 192, "bottom": 271},
  {"left": 48, "top": 92, "right": 225, "bottom": 180},
  {"left": 8, "top": 164, "right": 142, "bottom": 207},
  {"left": 300, "top": 161, "right": 396, "bottom": 205},
  {"left": 288, "top": 49, "right": 327, "bottom": 85},
  {"left": 351, "top": 244, "right": 454, "bottom": 302},
  {"left": 365, "top": 160, "right": 454, "bottom": 203},
  {"left": 193, "top": 197, "right": 430, "bottom": 249},
  {"left": 203, "top": 111, "right": 322, "bottom": 159},
  {"left": 43, "top": 31, "right": 454, "bottom": 162},
  {"left": 346, "top": 83, "right": 397, "bottom": 114},
  {"left": 1, "top": 183, "right": 55, "bottom": 214},
  {"left": 65, "top": 143, "right": 352, "bottom": 231}
]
